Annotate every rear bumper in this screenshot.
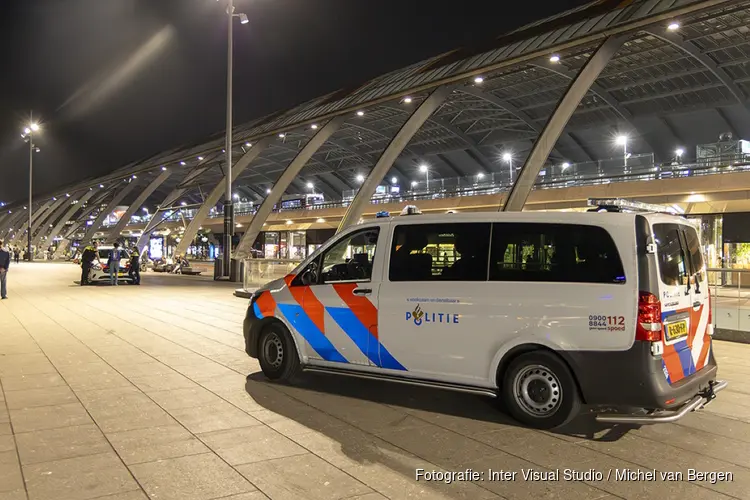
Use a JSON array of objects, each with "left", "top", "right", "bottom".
[
  {"left": 561, "top": 341, "right": 720, "bottom": 410},
  {"left": 595, "top": 379, "right": 727, "bottom": 424}
]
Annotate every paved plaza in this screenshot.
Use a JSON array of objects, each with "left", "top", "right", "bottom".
[{"left": 0, "top": 263, "right": 749, "bottom": 500}]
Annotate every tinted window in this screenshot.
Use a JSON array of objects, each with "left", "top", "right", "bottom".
[
  {"left": 489, "top": 223, "right": 625, "bottom": 284},
  {"left": 683, "top": 225, "right": 705, "bottom": 274},
  {"left": 318, "top": 228, "right": 379, "bottom": 283},
  {"left": 98, "top": 249, "right": 129, "bottom": 259},
  {"left": 389, "top": 223, "right": 491, "bottom": 281},
  {"left": 653, "top": 223, "right": 689, "bottom": 287}
]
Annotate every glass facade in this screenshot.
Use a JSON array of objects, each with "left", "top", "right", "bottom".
[{"left": 687, "top": 213, "right": 750, "bottom": 270}]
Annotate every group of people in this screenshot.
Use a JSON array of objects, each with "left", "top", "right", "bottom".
[{"left": 79, "top": 241, "right": 141, "bottom": 286}]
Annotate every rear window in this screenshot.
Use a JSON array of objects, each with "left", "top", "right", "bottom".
[
  {"left": 653, "top": 224, "right": 689, "bottom": 286},
  {"left": 683, "top": 225, "right": 705, "bottom": 273}
]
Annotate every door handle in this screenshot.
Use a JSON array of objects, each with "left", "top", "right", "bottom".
[
  {"left": 353, "top": 288, "right": 372, "bottom": 295},
  {"left": 693, "top": 301, "right": 702, "bottom": 308}
]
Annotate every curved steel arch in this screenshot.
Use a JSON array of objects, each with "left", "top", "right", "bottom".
[
  {"left": 532, "top": 59, "right": 662, "bottom": 157},
  {"left": 646, "top": 29, "right": 745, "bottom": 104},
  {"left": 459, "top": 86, "right": 583, "bottom": 162}
]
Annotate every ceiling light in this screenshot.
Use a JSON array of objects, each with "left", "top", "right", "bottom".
[
  {"left": 667, "top": 22, "right": 680, "bottom": 31},
  {"left": 265, "top": 188, "right": 271, "bottom": 194},
  {"left": 306, "top": 182, "right": 314, "bottom": 189},
  {"left": 99, "top": 184, "right": 104, "bottom": 188},
  {"left": 198, "top": 156, "right": 204, "bottom": 161},
  {"left": 411, "top": 181, "right": 418, "bottom": 187},
  {"left": 285, "top": 220, "right": 293, "bottom": 225},
  {"left": 391, "top": 177, "right": 397, "bottom": 184},
  {"left": 311, "top": 124, "right": 318, "bottom": 129},
  {"left": 180, "top": 161, "right": 186, "bottom": 166},
  {"left": 356, "top": 174, "right": 365, "bottom": 183},
  {"left": 180, "top": 201, "right": 187, "bottom": 206},
  {"left": 245, "top": 142, "right": 251, "bottom": 147},
  {"left": 561, "top": 162, "right": 570, "bottom": 171},
  {"left": 615, "top": 135, "right": 628, "bottom": 146},
  {"left": 502, "top": 152, "right": 512, "bottom": 162},
  {"left": 477, "top": 173, "right": 485, "bottom": 179},
  {"left": 403, "top": 97, "right": 413, "bottom": 104},
  {"left": 278, "top": 133, "right": 286, "bottom": 138},
  {"left": 474, "top": 76, "right": 484, "bottom": 84},
  {"left": 316, "top": 218, "right": 325, "bottom": 223},
  {"left": 132, "top": 175, "right": 137, "bottom": 179},
  {"left": 419, "top": 164, "right": 428, "bottom": 173},
  {"left": 356, "top": 110, "right": 365, "bottom": 117},
  {"left": 233, "top": 193, "right": 239, "bottom": 199},
  {"left": 161, "top": 166, "right": 167, "bottom": 171},
  {"left": 549, "top": 54, "right": 561, "bottom": 63},
  {"left": 675, "top": 148, "right": 684, "bottom": 157}
]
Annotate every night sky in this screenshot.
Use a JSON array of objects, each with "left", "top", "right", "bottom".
[{"left": 0, "top": 0, "right": 589, "bottom": 203}]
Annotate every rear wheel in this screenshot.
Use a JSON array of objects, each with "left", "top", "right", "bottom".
[
  {"left": 501, "top": 351, "right": 580, "bottom": 429},
  {"left": 258, "top": 322, "right": 300, "bottom": 382}
]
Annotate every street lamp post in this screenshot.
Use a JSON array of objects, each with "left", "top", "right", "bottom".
[
  {"left": 419, "top": 164, "right": 429, "bottom": 191},
  {"left": 502, "top": 152, "right": 513, "bottom": 184},
  {"left": 21, "top": 117, "right": 40, "bottom": 262},
  {"left": 222, "top": 0, "right": 249, "bottom": 278}
]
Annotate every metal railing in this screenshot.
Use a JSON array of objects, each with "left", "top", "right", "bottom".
[
  {"left": 707, "top": 268, "right": 750, "bottom": 341},
  {"left": 121, "top": 156, "right": 750, "bottom": 228}
]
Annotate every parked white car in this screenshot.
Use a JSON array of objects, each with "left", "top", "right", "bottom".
[{"left": 89, "top": 246, "right": 134, "bottom": 284}]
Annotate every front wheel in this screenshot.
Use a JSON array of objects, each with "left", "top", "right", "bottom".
[
  {"left": 258, "top": 323, "right": 301, "bottom": 382},
  {"left": 501, "top": 351, "right": 580, "bottom": 429}
]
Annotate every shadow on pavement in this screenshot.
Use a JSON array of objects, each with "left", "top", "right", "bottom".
[{"left": 245, "top": 369, "right": 636, "bottom": 442}]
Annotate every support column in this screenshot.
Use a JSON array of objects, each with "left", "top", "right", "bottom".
[
  {"left": 106, "top": 170, "right": 172, "bottom": 244},
  {"left": 10, "top": 201, "right": 53, "bottom": 247},
  {"left": 81, "top": 180, "right": 141, "bottom": 244},
  {"left": 173, "top": 137, "right": 273, "bottom": 258},
  {"left": 135, "top": 164, "right": 216, "bottom": 250},
  {"left": 233, "top": 118, "right": 345, "bottom": 259},
  {"left": 502, "top": 36, "right": 625, "bottom": 212},
  {"left": 49, "top": 189, "right": 107, "bottom": 259},
  {"left": 40, "top": 189, "right": 99, "bottom": 250},
  {"left": 338, "top": 86, "right": 451, "bottom": 232},
  {"left": 30, "top": 195, "right": 73, "bottom": 244},
  {"left": 0, "top": 210, "right": 26, "bottom": 238}
]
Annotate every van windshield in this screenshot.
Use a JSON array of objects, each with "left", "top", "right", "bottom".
[
  {"left": 683, "top": 225, "right": 704, "bottom": 273},
  {"left": 653, "top": 224, "right": 689, "bottom": 286}
]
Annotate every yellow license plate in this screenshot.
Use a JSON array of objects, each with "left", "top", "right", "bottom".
[{"left": 665, "top": 320, "right": 688, "bottom": 341}]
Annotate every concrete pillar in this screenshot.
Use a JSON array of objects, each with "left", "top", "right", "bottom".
[
  {"left": 135, "top": 164, "right": 217, "bottom": 251},
  {"left": 30, "top": 195, "right": 74, "bottom": 245},
  {"left": 81, "top": 180, "right": 141, "bottom": 244},
  {"left": 49, "top": 189, "right": 108, "bottom": 259},
  {"left": 232, "top": 118, "right": 345, "bottom": 259},
  {"left": 172, "top": 137, "right": 274, "bottom": 258},
  {"left": 9, "top": 201, "right": 53, "bottom": 247},
  {"left": 502, "top": 36, "right": 625, "bottom": 212},
  {"left": 0, "top": 211, "right": 26, "bottom": 238},
  {"left": 337, "top": 86, "right": 451, "bottom": 232},
  {"left": 106, "top": 170, "right": 172, "bottom": 244}
]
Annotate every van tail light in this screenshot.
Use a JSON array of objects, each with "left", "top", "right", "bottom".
[
  {"left": 707, "top": 287, "right": 714, "bottom": 336},
  {"left": 636, "top": 291, "right": 662, "bottom": 342}
]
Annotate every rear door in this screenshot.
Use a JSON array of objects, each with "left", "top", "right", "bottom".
[
  {"left": 681, "top": 223, "right": 713, "bottom": 373},
  {"left": 652, "top": 222, "right": 701, "bottom": 384}
]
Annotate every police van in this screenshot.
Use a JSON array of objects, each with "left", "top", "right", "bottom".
[{"left": 244, "top": 200, "right": 726, "bottom": 429}]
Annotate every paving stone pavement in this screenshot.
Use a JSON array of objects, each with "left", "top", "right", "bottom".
[{"left": 0, "top": 262, "right": 749, "bottom": 500}]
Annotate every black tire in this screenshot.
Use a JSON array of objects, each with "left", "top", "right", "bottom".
[
  {"left": 500, "top": 350, "right": 580, "bottom": 430},
  {"left": 258, "top": 322, "right": 301, "bottom": 382}
]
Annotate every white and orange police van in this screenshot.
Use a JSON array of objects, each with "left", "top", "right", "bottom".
[{"left": 244, "top": 200, "right": 726, "bottom": 429}]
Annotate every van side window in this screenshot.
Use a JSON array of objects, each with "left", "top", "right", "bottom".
[
  {"left": 389, "top": 223, "right": 491, "bottom": 281},
  {"left": 489, "top": 223, "right": 625, "bottom": 284},
  {"left": 653, "top": 224, "right": 689, "bottom": 287},
  {"left": 319, "top": 228, "right": 379, "bottom": 284}
]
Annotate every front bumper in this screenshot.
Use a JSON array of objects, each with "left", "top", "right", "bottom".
[
  {"left": 243, "top": 305, "right": 262, "bottom": 358},
  {"left": 595, "top": 379, "right": 728, "bottom": 424}
]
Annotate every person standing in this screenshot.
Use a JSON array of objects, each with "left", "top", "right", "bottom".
[
  {"left": 80, "top": 242, "right": 98, "bottom": 286},
  {"left": 108, "top": 242, "right": 122, "bottom": 286},
  {"left": 13, "top": 247, "right": 20, "bottom": 264},
  {"left": 129, "top": 245, "right": 141, "bottom": 285},
  {"left": 0, "top": 241, "right": 10, "bottom": 300}
]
